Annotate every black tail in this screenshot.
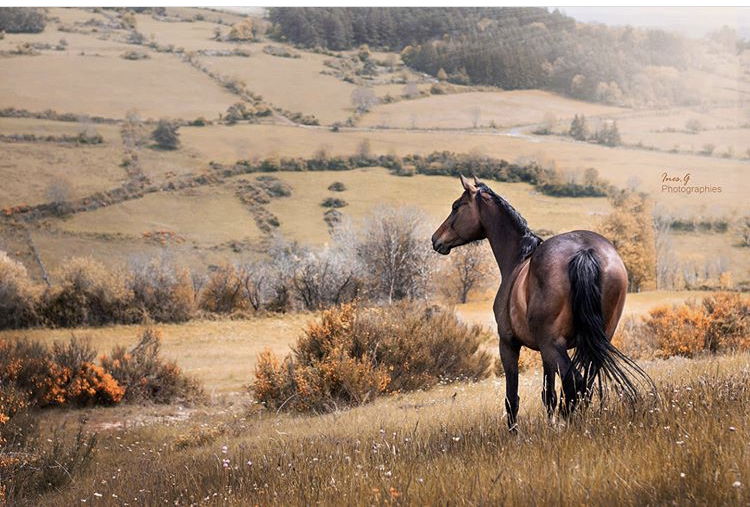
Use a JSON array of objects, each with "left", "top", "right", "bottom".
[{"left": 567, "top": 248, "right": 654, "bottom": 405}]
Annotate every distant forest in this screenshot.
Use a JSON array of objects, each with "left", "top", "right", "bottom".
[{"left": 268, "top": 7, "right": 703, "bottom": 106}]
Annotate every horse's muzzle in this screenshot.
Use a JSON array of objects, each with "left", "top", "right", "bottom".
[{"left": 432, "top": 238, "right": 451, "bottom": 255}]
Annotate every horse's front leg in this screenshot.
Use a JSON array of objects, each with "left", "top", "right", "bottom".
[{"left": 499, "top": 339, "right": 521, "bottom": 432}]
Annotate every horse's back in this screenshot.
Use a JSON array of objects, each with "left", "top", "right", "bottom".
[{"left": 509, "top": 230, "right": 627, "bottom": 348}]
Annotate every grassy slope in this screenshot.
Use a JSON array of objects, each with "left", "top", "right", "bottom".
[{"left": 30, "top": 352, "right": 750, "bottom": 505}]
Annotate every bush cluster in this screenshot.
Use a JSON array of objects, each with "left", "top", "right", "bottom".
[
  {"left": 0, "top": 330, "right": 200, "bottom": 420},
  {"left": 235, "top": 150, "right": 612, "bottom": 198},
  {"left": 100, "top": 329, "right": 203, "bottom": 403},
  {"left": 0, "top": 330, "right": 200, "bottom": 501},
  {"left": 253, "top": 302, "right": 493, "bottom": 412},
  {"left": 0, "top": 254, "right": 195, "bottom": 329},
  {"left": 646, "top": 293, "right": 750, "bottom": 357},
  {"left": 1, "top": 204, "right": 432, "bottom": 329},
  {"left": 0, "top": 337, "right": 123, "bottom": 410},
  {"left": 0, "top": 7, "right": 46, "bottom": 33},
  {"left": 614, "top": 293, "right": 750, "bottom": 359}
]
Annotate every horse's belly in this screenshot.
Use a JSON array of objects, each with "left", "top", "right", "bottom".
[{"left": 508, "top": 261, "right": 539, "bottom": 350}]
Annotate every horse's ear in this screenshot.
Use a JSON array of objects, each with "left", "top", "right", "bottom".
[
  {"left": 473, "top": 175, "right": 482, "bottom": 186},
  {"left": 460, "top": 174, "right": 477, "bottom": 194}
]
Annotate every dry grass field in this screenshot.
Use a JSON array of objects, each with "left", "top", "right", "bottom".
[
  {"left": 0, "top": 53, "right": 237, "bottom": 119},
  {"left": 0, "top": 290, "right": 713, "bottom": 395},
  {"left": 180, "top": 122, "right": 750, "bottom": 216},
  {"left": 198, "top": 53, "right": 360, "bottom": 124},
  {"left": 59, "top": 186, "right": 261, "bottom": 246},
  {"left": 360, "top": 90, "right": 625, "bottom": 129},
  {"left": 133, "top": 14, "right": 245, "bottom": 51},
  {"left": 0, "top": 314, "right": 313, "bottom": 394},
  {"left": 264, "top": 168, "right": 610, "bottom": 245},
  {"left": 0, "top": 137, "right": 126, "bottom": 208}
]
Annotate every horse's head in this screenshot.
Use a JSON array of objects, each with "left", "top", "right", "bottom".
[{"left": 431, "top": 175, "right": 485, "bottom": 255}]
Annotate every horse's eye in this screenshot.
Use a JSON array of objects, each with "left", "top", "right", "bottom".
[{"left": 452, "top": 202, "right": 461, "bottom": 211}]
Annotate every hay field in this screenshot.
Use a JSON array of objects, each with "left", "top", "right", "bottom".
[
  {"left": 0, "top": 53, "right": 237, "bottom": 119},
  {"left": 669, "top": 231, "right": 750, "bottom": 282},
  {"left": 133, "top": 13, "right": 250, "bottom": 52},
  {"left": 198, "top": 53, "right": 358, "bottom": 124},
  {"left": 181, "top": 123, "right": 750, "bottom": 216},
  {"left": 626, "top": 128, "right": 750, "bottom": 156},
  {"left": 58, "top": 186, "right": 261, "bottom": 246},
  {"left": 0, "top": 30, "right": 134, "bottom": 55},
  {"left": 28, "top": 229, "right": 250, "bottom": 278},
  {"left": 359, "top": 90, "right": 625, "bottom": 129},
  {"left": 0, "top": 138, "right": 126, "bottom": 208},
  {"left": 0, "top": 117, "right": 119, "bottom": 138},
  {"left": 263, "top": 167, "right": 611, "bottom": 245},
  {"left": 197, "top": 52, "right": 413, "bottom": 124}
]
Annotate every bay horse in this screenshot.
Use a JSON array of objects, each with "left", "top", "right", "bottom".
[{"left": 432, "top": 175, "right": 652, "bottom": 430}]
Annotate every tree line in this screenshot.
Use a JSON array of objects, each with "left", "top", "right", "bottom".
[{"left": 269, "top": 7, "right": 699, "bottom": 106}]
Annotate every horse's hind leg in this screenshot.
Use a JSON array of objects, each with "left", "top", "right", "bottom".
[
  {"left": 541, "top": 345, "right": 583, "bottom": 418},
  {"left": 541, "top": 360, "right": 557, "bottom": 419},
  {"left": 499, "top": 339, "right": 521, "bottom": 432}
]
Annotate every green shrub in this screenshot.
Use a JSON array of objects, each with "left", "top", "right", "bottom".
[
  {"left": 0, "top": 8, "right": 46, "bottom": 33},
  {"left": 151, "top": 119, "right": 180, "bottom": 150},
  {"left": 253, "top": 302, "right": 492, "bottom": 412},
  {"left": 321, "top": 197, "right": 348, "bottom": 208}
]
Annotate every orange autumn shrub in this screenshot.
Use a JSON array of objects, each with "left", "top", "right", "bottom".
[
  {"left": 0, "top": 338, "right": 124, "bottom": 408},
  {"left": 646, "top": 304, "right": 708, "bottom": 358},
  {"left": 254, "top": 302, "right": 492, "bottom": 412},
  {"left": 644, "top": 293, "right": 750, "bottom": 358},
  {"left": 702, "top": 292, "right": 750, "bottom": 352},
  {"left": 0, "top": 384, "right": 30, "bottom": 446},
  {"left": 65, "top": 363, "right": 124, "bottom": 406}
]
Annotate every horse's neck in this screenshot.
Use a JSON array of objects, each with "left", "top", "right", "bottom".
[{"left": 480, "top": 197, "right": 523, "bottom": 281}]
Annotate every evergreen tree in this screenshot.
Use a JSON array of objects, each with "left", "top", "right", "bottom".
[{"left": 151, "top": 120, "right": 180, "bottom": 150}]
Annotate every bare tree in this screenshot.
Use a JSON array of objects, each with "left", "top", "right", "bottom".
[
  {"left": 736, "top": 215, "right": 750, "bottom": 247},
  {"left": 352, "top": 206, "right": 434, "bottom": 303},
  {"left": 441, "top": 241, "right": 494, "bottom": 303},
  {"left": 239, "top": 261, "right": 272, "bottom": 311},
  {"left": 351, "top": 87, "right": 378, "bottom": 114},
  {"left": 470, "top": 106, "right": 481, "bottom": 128},
  {"left": 355, "top": 138, "right": 371, "bottom": 159},
  {"left": 403, "top": 82, "right": 419, "bottom": 99},
  {"left": 46, "top": 179, "right": 71, "bottom": 204},
  {"left": 653, "top": 207, "right": 680, "bottom": 290},
  {"left": 291, "top": 247, "right": 362, "bottom": 310}
]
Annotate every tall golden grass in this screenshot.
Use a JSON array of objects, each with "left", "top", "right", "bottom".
[{"left": 19, "top": 353, "right": 749, "bottom": 506}]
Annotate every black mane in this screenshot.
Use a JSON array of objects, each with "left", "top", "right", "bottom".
[{"left": 476, "top": 182, "right": 543, "bottom": 258}]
